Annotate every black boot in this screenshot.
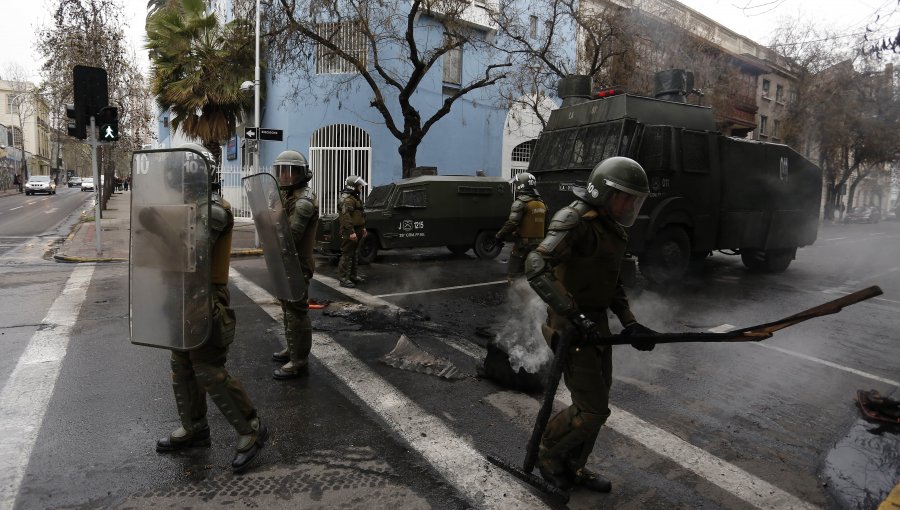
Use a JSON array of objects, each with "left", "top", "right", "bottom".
[
  {"left": 232, "top": 421, "right": 269, "bottom": 473},
  {"left": 572, "top": 467, "right": 612, "bottom": 493},
  {"left": 156, "top": 425, "right": 211, "bottom": 452},
  {"left": 271, "top": 347, "right": 289, "bottom": 363},
  {"left": 273, "top": 360, "right": 309, "bottom": 380}
]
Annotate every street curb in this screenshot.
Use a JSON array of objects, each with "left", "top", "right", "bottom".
[
  {"left": 231, "top": 248, "right": 263, "bottom": 257},
  {"left": 53, "top": 254, "right": 128, "bottom": 263}
]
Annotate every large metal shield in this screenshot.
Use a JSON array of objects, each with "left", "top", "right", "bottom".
[
  {"left": 242, "top": 172, "right": 307, "bottom": 301},
  {"left": 129, "top": 149, "right": 211, "bottom": 351}
]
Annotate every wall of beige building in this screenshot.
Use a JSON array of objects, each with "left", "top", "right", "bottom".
[{"left": 0, "top": 80, "right": 52, "bottom": 177}]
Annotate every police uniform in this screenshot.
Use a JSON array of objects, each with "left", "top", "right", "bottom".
[
  {"left": 337, "top": 188, "right": 366, "bottom": 285},
  {"left": 273, "top": 185, "right": 319, "bottom": 378},
  {"left": 159, "top": 195, "right": 267, "bottom": 472},
  {"left": 496, "top": 193, "right": 546, "bottom": 280}
]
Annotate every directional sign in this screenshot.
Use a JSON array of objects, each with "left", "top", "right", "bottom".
[{"left": 244, "top": 127, "right": 283, "bottom": 141}]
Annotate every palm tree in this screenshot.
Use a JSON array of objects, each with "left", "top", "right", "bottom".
[{"left": 146, "top": 0, "right": 256, "bottom": 161}]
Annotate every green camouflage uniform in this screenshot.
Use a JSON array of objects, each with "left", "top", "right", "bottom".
[
  {"left": 169, "top": 197, "right": 260, "bottom": 444},
  {"left": 526, "top": 200, "right": 635, "bottom": 476},
  {"left": 337, "top": 190, "right": 366, "bottom": 281},
  {"left": 496, "top": 193, "right": 546, "bottom": 280},
  {"left": 281, "top": 186, "right": 319, "bottom": 368}
]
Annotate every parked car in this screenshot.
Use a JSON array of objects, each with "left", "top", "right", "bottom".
[
  {"left": 81, "top": 178, "right": 95, "bottom": 192},
  {"left": 845, "top": 206, "right": 881, "bottom": 224},
  {"left": 24, "top": 175, "right": 57, "bottom": 195},
  {"left": 316, "top": 175, "right": 513, "bottom": 263},
  {"left": 68, "top": 177, "right": 83, "bottom": 188}
]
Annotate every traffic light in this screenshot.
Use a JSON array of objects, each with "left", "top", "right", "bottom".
[
  {"left": 66, "top": 103, "right": 86, "bottom": 140},
  {"left": 97, "top": 106, "right": 119, "bottom": 141}
]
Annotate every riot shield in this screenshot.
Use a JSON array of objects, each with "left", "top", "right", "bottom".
[
  {"left": 129, "top": 149, "right": 211, "bottom": 351},
  {"left": 242, "top": 172, "right": 307, "bottom": 301}
]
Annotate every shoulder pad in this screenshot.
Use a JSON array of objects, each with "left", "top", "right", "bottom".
[
  {"left": 294, "top": 195, "right": 318, "bottom": 217},
  {"left": 510, "top": 199, "right": 526, "bottom": 213},
  {"left": 547, "top": 206, "right": 582, "bottom": 231},
  {"left": 209, "top": 201, "right": 231, "bottom": 233}
]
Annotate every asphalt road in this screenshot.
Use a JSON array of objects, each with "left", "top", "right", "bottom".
[{"left": 1, "top": 213, "right": 897, "bottom": 509}]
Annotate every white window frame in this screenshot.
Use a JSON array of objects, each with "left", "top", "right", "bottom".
[{"left": 316, "top": 21, "right": 368, "bottom": 75}]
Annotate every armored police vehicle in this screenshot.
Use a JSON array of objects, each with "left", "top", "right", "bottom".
[
  {"left": 530, "top": 71, "right": 822, "bottom": 283},
  {"left": 316, "top": 175, "right": 513, "bottom": 263}
]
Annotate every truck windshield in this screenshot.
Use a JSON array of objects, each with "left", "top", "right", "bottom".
[
  {"left": 366, "top": 184, "right": 394, "bottom": 208},
  {"left": 529, "top": 120, "right": 625, "bottom": 173}
]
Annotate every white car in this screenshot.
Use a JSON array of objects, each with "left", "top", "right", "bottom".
[
  {"left": 25, "top": 175, "right": 57, "bottom": 196},
  {"left": 81, "top": 178, "right": 95, "bottom": 192}
]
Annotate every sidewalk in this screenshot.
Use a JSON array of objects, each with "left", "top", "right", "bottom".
[{"left": 54, "top": 190, "right": 263, "bottom": 263}]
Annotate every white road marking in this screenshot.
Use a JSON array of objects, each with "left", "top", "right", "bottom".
[
  {"left": 372, "top": 280, "right": 508, "bottom": 298},
  {"left": 710, "top": 324, "right": 898, "bottom": 387},
  {"left": 264, "top": 270, "right": 819, "bottom": 509},
  {"left": 821, "top": 237, "right": 847, "bottom": 241},
  {"left": 8, "top": 206, "right": 24, "bottom": 211},
  {"left": 0, "top": 264, "right": 95, "bottom": 509},
  {"left": 43, "top": 208, "right": 58, "bottom": 215},
  {"left": 231, "top": 270, "right": 547, "bottom": 509}
]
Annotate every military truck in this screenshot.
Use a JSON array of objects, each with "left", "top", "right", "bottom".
[
  {"left": 316, "top": 175, "right": 512, "bottom": 263},
  {"left": 529, "top": 71, "right": 822, "bottom": 283}
]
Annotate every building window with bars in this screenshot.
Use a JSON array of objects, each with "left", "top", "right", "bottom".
[
  {"left": 316, "top": 21, "right": 368, "bottom": 75},
  {"left": 529, "top": 15, "right": 538, "bottom": 38},
  {"left": 775, "top": 84, "right": 784, "bottom": 103},
  {"left": 761, "top": 79, "right": 770, "bottom": 98},
  {"left": 7, "top": 94, "right": 19, "bottom": 114},
  {"left": 443, "top": 37, "right": 463, "bottom": 89},
  {"left": 759, "top": 115, "right": 768, "bottom": 136},
  {"left": 511, "top": 139, "right": 535, "bottom": 163}
]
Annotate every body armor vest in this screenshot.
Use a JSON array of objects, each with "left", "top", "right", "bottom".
[{"left": 519, "top": 198, "right": 547, "bottom": 240}]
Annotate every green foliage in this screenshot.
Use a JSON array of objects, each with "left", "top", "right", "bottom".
[{"left": 146, "top": 0, "right": 256, "bottom": 151}]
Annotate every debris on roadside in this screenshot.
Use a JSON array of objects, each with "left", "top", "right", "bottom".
[
  {"left": 856, "top": 389, "right": 900, "bottom": 430},
  {"left": 380, "top": 334, "right": 466, "bottom": 380}
]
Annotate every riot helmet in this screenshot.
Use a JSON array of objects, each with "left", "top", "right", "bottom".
[
  {"left": 273, "top": 150, "right": 312, "bottom": 189},
  {"left": 343, "top": 175, "right": 367, "bottom": 194},
  {"left": 179, "top": 142, "right": 219, "bottom": 190},
  {"left": 512, "top": 172, "right": 538, "bottom": 195},
  {"left": 575, "top": 156, "right": 648, "bottom": 227}
]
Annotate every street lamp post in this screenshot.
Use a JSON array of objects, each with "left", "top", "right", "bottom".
[{"left": 254, "top": 0, "right": 261, "bottom": 173}]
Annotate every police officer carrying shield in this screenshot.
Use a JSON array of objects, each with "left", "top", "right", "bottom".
[
  {"left": 337, "top": 175, "right": 367, "bottom": 288},
  {"left": 154, "top": 144, "right": 268, "bottom": 473},
  {"left": 270, "top": 150, "right": 320, "bottom": 380},
  {"left": 495, "top": 172, "right": 546, "bottom": 281},
  {"left": 524, "top": 157, "right": 657, "bottom": 493}
]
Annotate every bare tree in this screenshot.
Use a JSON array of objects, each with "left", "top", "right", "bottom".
[
  {"left": 36, "top": 0, "right": 154, "bottom": 197},
  {"left": 266, "top": 0, "right": 511, "bottom": 177}
]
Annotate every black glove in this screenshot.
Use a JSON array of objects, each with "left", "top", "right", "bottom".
[
  {"left": 622, "top": 322, "right": 657, "bottom": 351},
  {"left": 569, "top": 313, "right": 598, "bottom": 338}
]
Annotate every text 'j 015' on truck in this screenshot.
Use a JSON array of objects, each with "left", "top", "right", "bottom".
[{"left": 531, "top": 70, "right": 822, "bottom": 284}]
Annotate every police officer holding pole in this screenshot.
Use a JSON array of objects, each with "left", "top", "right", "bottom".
[{"left": 524, "top": 156, "right": 657, "bottom": 493}]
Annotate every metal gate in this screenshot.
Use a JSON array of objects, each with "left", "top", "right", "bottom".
[
  {"left": 218, "top": 164, "right": 268, "bottom": 221},
  {"left": 309, "top": 124, "right": 372, "bottom": 216}
]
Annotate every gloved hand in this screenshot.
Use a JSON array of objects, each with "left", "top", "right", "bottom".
[
  {"left": 569, "top": 313, "right": 598, "bottom": 337},
  {"left": 621, "top": 322, "right": 657, "bottom": 351}
]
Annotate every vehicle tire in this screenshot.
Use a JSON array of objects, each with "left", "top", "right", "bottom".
[
  {"left": 741, "top": 247, "right": 795, "bottom": 273},
  {"left": 447, "top": 245, "right": 470, "bottom": 256},
  {"left": 357, "top": 233, "right": 379, "bottom": 265},
  {"left": 474, "top": 230, "right": 502, "bottom": 259},
  {"left": 638, "top": 226, "right": 691, "bottom": 284}
]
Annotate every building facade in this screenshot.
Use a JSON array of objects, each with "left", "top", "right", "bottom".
[{"left": 0, "top": 80, "right": 51, "bottom": 178}]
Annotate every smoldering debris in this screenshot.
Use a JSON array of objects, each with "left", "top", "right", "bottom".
[
  {"left": 380, "top": 334, "right": 466, "bottom": 380},
  {"left": 478, "top": 280, "right": 552, "bottom": 392},
  {"left": 322, "top": 302, "right": 430, "bottom": 329}
]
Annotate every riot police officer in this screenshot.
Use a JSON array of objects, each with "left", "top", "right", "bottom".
[
  {"left": 271, "top": 150, "right": 320, "bottom": 380},
  {"left": 154, "top": 143, "right": 268, "bottom": 473},
  {"left": 495, "top": 172, "right": 546, "bottom": 281},
  {"left": 524, "top": 157, "right": 657, "bottom": 493},
  {"left": 337, "top": 175, "right": 367, "bottom": 288}
]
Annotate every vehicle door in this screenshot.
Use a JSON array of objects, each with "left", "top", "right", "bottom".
[{"left": 382, "top": 185, "right": 429, "bottom": 249}]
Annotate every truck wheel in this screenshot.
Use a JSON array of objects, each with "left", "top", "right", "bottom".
[
  {"left": 447, "top": 245, "right": 470, "bottom": 256},
  {"left": 358, "top": 234, "right": 379, "bottom": 265},
  {"left": 741, "top": 248, "right": 795, "bottom": 273},
  {"left": 474, "top": 230, "right": 502, "bottom": 259},
  {"left": 639, "top": 226, "right": 691, "bottom": 284}
]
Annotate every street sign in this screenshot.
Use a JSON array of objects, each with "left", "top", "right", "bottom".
[{"left": 244, "top": 127, "right": 283, "bottom": 141}]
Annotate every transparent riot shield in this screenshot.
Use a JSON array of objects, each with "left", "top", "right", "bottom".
[
  {"left": 129, "top": 149, "right": 211, "bottom": 351},
  {"left": 242, "top": 172, "right": 307, "bottom": 301}
]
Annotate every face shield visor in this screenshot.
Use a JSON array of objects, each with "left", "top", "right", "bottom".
[
  {"left": 605, "top": 179, "right": 647, "bottom": 227},
  {"left": 274, "top": 164, "right": 305, "bottom": 187},
  {"left": 352, "top": 176, "right": 368, "bottom": 188}
]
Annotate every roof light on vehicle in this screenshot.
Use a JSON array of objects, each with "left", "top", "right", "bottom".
[{"left": 595, "top": 88, "right": 623, "bottom": 98}]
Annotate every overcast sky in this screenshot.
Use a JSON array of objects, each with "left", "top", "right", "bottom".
[{"left": 0, "top": 0, "right": 897, "bottom": 83}]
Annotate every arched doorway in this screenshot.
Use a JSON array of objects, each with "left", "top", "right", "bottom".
[{"left": 309, "top": 124, "right": 372, "bottom": 216}]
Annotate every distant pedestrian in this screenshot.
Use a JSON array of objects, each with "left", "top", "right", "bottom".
[
  {"left": 14, "top": 173, "right": 22, "bottom": 193},
  {"left": 123, "top": 179, "right": 129, "bottom": 191}
]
